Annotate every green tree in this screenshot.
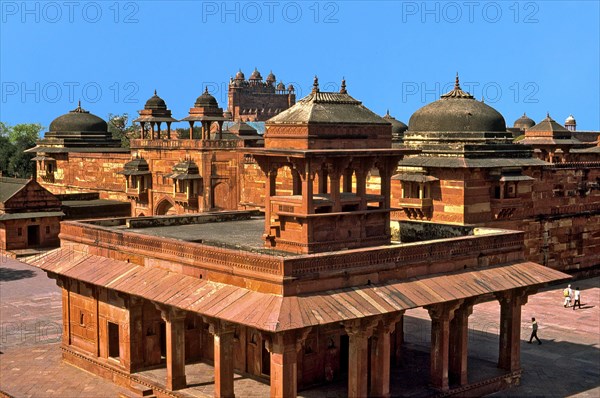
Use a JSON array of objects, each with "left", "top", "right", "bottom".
[
  {"left": 108, "top": 113, "right": 139, "bottom": 148},
  {"left": 0, "top": 122, "right": 43, "bottom": 178}
]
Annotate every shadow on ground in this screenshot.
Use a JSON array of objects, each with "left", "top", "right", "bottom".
[{"left": 0, "top": 267, "right": 36, "bottom": 282}]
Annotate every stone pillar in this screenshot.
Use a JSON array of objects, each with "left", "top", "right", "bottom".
[
  {"left": 449, "top": 300, "right": 474, "bottom": 386},
  {"left": 497, "top": 290, "right": 528, "bottom": 372},
  {"left": 189, "top": 121, "right": 194, "bottom": 139},
  {"left": 263, "top": 166, "right": 277, "bottom": 238},
  {"left": 345, "top": 319, "right": 378, "bottom": 398},
  {"left": 265, "top": 329, "right": 310, "bottom": 398},
  {"left": 426, "top": 301, "right": 462, "bottom": 391},
  {"left": 370, "top": 314, "right": 402, "bottom": 398},
  {"left": 392, "top": 314, "right": 404, "bottom": 366},
  {"left": 356, "top": 169, "right": 368, "bottom": 210},
  {"left": 158, "top": 306, "right": 187, "bottom": 391},
  {"left": 128, "top": 296, "right": 144, "bottom": 372},
  {"left": 206, "top": 319, "right": 236, "bottom": 398},
  {"left": 330, "top": 168, "right": 341, "bottom": 212},
  {"left": 302, "top": 166, "right": 314, "bottom": 214}
]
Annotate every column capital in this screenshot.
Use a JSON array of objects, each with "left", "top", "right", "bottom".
[
  {"left": 203, "top": 317, "right": 236, "bottom": 336},
  {"left": 344, "top": 317, "right": 379, "bottom": 338},
  {"left": 495, "top": 288, "right": 531, "bottom": 306},
  {"left": 264, "top": 327, "right": 312, "bottom": 354},
  {"left": 425, "top": 300, "right": 463, "bottom": 321},
  {"left": 154, "top": 303, "right": 187, "bottom": 322}
]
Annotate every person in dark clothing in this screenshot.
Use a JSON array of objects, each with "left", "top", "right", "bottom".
[
  {"left": 528, "top": 317, "right": 542, "bottom": 345},
  {"left": 572, "top": 287, "right": 582, "bottom": 310}
]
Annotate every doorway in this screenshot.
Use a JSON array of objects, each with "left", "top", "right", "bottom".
[{"left": 27, "top": 225, "right": 40, "bottom": 246}]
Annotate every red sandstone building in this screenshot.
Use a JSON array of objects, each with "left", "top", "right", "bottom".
[
  {"left": 0, "top": 177, "right": 63, "bottom": 251},
  {"left": 392, "top": 76, "right": 600, "bottom": 274},
  {"left": 27, "top": 80, "right": 570, "bottom": 397}
]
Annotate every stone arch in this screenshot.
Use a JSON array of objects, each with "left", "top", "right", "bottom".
[{"left": 154, "top": 197, "right": 176, "bottom": 216}]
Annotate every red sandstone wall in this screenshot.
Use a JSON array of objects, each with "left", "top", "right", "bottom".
[{"left": 39, "top": 153, "right": 129, "bottom": 201}]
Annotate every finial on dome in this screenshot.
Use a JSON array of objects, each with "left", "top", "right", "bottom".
[
  {"left": 547, "top": 112, "right": 550, "bottom": 118},
  {"left": 204, "top": 87, "right": 209, "bottom": 94},
  {"left": 455, "top": 72, "right": 460, "bottom": 88},
  {"left": 78, "top": 100, "right": 81, "bottom": 107},
  {"left": 312, "top": 76, "right": 319, "bottom": 93},
  {"left": 154, "top": 89, "right": 157, "bottom": 96},
  {"left": 481, "top": 95, "right": 485, "bottom": 103},
  {"left": 340, "top": 77, "right": 347, "bottom": 94},
  {"left": 386, "top": 109, "right": 390, "bottom": 116}
]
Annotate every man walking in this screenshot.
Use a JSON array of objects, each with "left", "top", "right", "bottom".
[
  {"left": 573, "top": 287, "right": 582, "bottom": 310},
  {"left": 528, "top": 317, "right": 542, "bottom": 345}
]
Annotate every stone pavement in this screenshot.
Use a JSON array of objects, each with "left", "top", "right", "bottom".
[{"left": 1, "top": 256, "right": 599, "bottom": 397}]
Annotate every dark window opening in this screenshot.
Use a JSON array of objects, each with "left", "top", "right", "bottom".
[{"left": 108, "top": 322, "right": 120, "bottom": 359}]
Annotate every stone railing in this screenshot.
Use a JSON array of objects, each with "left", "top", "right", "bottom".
[
  {"left": 59, "top": 222, "right": 285, "bottom": 277},
  {"left": 131, "top": 139, "right": 243, "bottom": 150},
  {"left": 59, "top": 220, "right": 524, "bottom": 282},
  {"left": 544, "top": 161, "right": 600, "bottom": 170},
  {"left": 285, "top": 230, "right": 524, "bottom": 277}
]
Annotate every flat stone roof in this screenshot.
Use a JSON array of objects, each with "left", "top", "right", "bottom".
[{"left": 123, "top": 216, "right": 284, "bottom": 255}]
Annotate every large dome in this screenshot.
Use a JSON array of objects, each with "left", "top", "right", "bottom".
[
  {"left": 408, "top": 76, "right": 506, "bottom": 133},
  {"left": 49, "top": 102, "right": 108, "bottom": 132}
]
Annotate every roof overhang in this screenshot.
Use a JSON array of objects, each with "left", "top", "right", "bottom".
[{"left": 28, "top": 248, "right": 569, "bottom": 333}]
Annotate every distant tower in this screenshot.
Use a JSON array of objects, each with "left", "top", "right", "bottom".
[{"left": 565, "top": 114, "right": 576, "bottom": 131}]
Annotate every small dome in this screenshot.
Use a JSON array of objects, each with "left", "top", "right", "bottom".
[
  {"left": 383, "top": 110, "right": 408, "bottom": 136},
  {"left": 287, "top": 84, "right": 295, "bottom": 92},
  {"left": 249, "top": 68, "right": 262, "bottom": 81},
  {"left": 565, "top": 114, "right": 576, "bottom": 125},
  {"left": 195, "top": 87, "right": 219, "bottom": 108},
  {"left": 49, "top": 101, "right": 108, "bottom": 133},
  {"left": 266, "top": 71, "right": 276, "bottom": 83},
  {"left": 235, "top": 70, "right": 245, "bottom": 80},
  {"left": 514, "top": 113, "right": 536, "bottom": 130},
  {"left": 144, "top": 90, "right": 167, "bottom": 110},
  {"left": 408, "top": 75, "right": 506, "bottom": 133},
  {"left": 276, "top": 81, "right": 285, "bottom": 90}
]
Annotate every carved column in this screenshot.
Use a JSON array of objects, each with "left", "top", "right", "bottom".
[
  {"left": 206, "top": 319, "right": 236, "bottom": 398},
  {"left": 370, "top": 313, "right": 402, "bottom": 398},
  {"left": 345, "top": 318, "right": 378, "bottom": 398},
  {"left": 157, "top": 305, "right": 187, "bottom": 391},
  {"left": 449, "top": 300, "right": 474, "bottom": 386},
  {"left": 265, "top": 328, "right": 310, "bottom": 398},
  {"left": 426, "top": 301, "right": 462, "bottom": 391},
  {"left": 497, "top": 289, "right": 528, "bottom": 372}
]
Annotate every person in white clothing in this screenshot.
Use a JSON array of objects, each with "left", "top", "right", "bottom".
[{"left": 563, "top": 284, "right": 573, "bottom": 307}]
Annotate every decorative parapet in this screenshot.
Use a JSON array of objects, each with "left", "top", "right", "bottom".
[
  {"left": 59, "top": 220, "right": 525, "bottom": 287},
  {"left": 130, "top": 139, "right": 243, "bottom": 150}
]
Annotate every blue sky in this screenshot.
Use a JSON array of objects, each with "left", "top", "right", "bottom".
[{"left": 1, "top": 0, "right": 599, "bottom": 132}]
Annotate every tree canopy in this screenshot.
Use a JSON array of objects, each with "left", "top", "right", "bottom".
[
  {"left": 107, "top": 113, "right": 139, "bottom": 148},
  {"left": 0, "top": 122, "right": 43, "bottom": 178}
]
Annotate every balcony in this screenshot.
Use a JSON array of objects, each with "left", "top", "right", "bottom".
[
  {"left": 39, "top": 170, "right": 55, "bottom": 183},
  {"left": 126, "top": 188, "right": 148, "bottom": 202},
  {"left": 173, "top": 192, "right": 199, "bottom": 207},
  {"left": 398, "top": 197, "right": 433, "bottom": 220}
]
